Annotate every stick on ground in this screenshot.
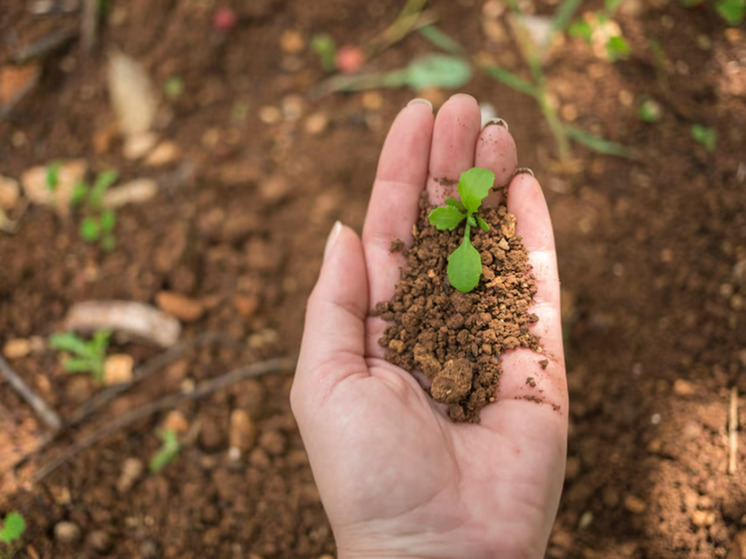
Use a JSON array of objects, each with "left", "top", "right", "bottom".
[
  {"left": 0, "top": 355, "right": 61, "bottom": 432},
  {"left": 729, "top": 386, "right": 738, "bottom": 476},
  {"left": 35, "top": 356, "right": 295, "bottom": 481}
]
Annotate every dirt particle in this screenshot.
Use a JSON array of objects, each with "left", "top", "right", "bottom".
[
  {"left": 390, "top": 238, "right": 404, "bottom": 253},
  {"left": 431, "top": 358, "right": 473, "bottom": 404},
  {"left": 539, "top": 359, "right": 549, "bottom": 369},
  {"left": 54, "top": 521, "right": 81, "bottom": 544},
  {"left": 86, "top": 530, "right": 112, "bottom": 553},
  {"left": 155, "top": 291, "right": 205, "bottom": 322},
  {"left": 624, "top": 495, "right": 647, "bottom": 514},
  {"left": 526, "top": 377, "right": 537, "bottom": 387}
]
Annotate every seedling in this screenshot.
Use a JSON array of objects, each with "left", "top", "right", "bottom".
[
  {"left": 691, "top": 124, "right": 717, "bottom": 152},
  {"left": 163, "top": 75, "right": 184, "bottom": 98},
  {"left": 428, "top": 167, "right": 494, "bottom": 293},
  {"left": 45, "top": 161, "right": 62, "bottom": 192},
  {"left": 680, "top": 0, "right": 745, "bottom": 24},
  {"left": 71, "top": 170, "right": 118, "bottom": 251},
  {"left": 0, "top": 511, "right": 26, "bottom": 556},
  {"left": 49, "top": 330, "right": 110, "bottom": 384},
  {"left": 311, "top": 34, "right": 337, "bottom": 73},
  {"left": 149, "top": 429, "right": 180, "bottom": 473},
  {"left": 638, "top": 98, "right": 662, "bottom": 123},
  {"left": 569, "top": 0, "right": 630, "bottom": 62}
]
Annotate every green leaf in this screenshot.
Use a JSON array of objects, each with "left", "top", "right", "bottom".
[
  {"left": 445, "top": 197, "right": 465, "bottom": 211},
  {"left": 417, "top": 25, "right": 465, "bottom": 55},
  {"left": 568, "top": 20, "right": 593, "bottom": 43},
  {"left": 90, "top": 330, "right": 111, "bottom": 353},
  {"left": 482, "top": 66, "right": 538, "bottom": 98},
  {"left": 457, "top": 167, "right": 495, "bottom": 214},
  {"left": 149, "top": 429, "right": 181, "bottom": 473},
  {"left": 50, "top": 332, "right": 93, "bottom": 358},
  {"left": 46, "top": 161, "right": 61, "bottom": 191},
  {"left": 691, "top": 124, "right": 717, "bottom": 152},
  {"left": 716, "top": 0, "right": 745, "bottom": 24},
  {"left": 637, "top": 97, "right": 661, "bottom": 123},
  {"left": 447, "top": 237, "right": 482, "bottom": 293},
  {"left": 428, "top": 206, "right": 466, "bottom": 231},
  {"left": 551, "top": 0, "right": 584, "bottom": 36},
  {"left": 311, "top": 34, "right": 337, "bottom": 72},
  {"left": 80, "top": 217, "right": 101, "bottom": 242},
  {"left": 163, "top": 76, "right": 184, "bottom": 98},
  {"left": 100, "top": 209, "right": 116, "bottom": 233},
  {"left": 71, "top": 181, "right": 89, "bottom": 206},
  {"left": 62, "top": 357, "right": 95, "bottom": 373},
  {"left": 90, "top": 170, "right": 118, "bottom": 207},
  {"left": 564, "top": 125, "right": 633, "bottom": 158},
  {"left": 404, "top": 54, "right": 472, "bottom": 90},
  {"left": 0, "top": 512, "right": 26, "bottom": 545},
  {"left": 606, "top": 35, "right": 630, "bottom": 61},
  {"left": 101, "top": 234, "right": 116, "bottom": 252},
  {"left": 466, "top": 215, "right": 477, "bottom": 227},
  {"left": 476, "top": 216, "right": 490, "bottom": 232},
  {"left": 603, "top": 0, "right": 624, "bottom": 13}
]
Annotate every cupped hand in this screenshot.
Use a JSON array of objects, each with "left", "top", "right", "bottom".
[{"left": 291, "top": 94, "right": 567, "bottom": 559}]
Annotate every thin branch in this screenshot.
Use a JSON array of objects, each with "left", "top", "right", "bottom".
[
  {"left": 0, "top": 355, "right": 61, "bottom": 432},
  {"left": 35, "top": 356, "right": 295, "bottom": 481},
  {"left": 729, "top": 386, "right": 739, "bottom": 475}
]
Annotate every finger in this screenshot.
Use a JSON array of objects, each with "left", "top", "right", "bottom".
[
  {"left": 490, "top": 173, "right": 567, "bottom": 413},
  {"left": 362, "top": 99, "right": 434, "bottom": 310},
  {"left": 474, "top": 119, "right": 518, "bottom": 207},
  {"left": 426, "top": 93, "right": 482, "bottom": 205},
  {"left": 292, "top": 222, "right": 370, "bottom": 417}
]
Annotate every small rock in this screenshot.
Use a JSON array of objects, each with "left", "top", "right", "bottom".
[
  {"left": 21, "top": 159, "right": 87, "bottom": 217},
  {"left": 104, "top": 354, "right": 134, "bottom": 385},
  {"left": 108, "top": 51, "right": 157, "bottom": 137},
  {"left": 258, "top": 105, "right": 281, "bottom": 125},
  {"left": 139, "top": 539, "right": 159, "bottom": 559},
  {"left": 102, "top": 178, "right": 158, "bottom": 208},
  {"left": 501, "top": 213, "right": 517, "bottom": 239},
  {"left": 248, "top": 329, "right": 279, "bottom": 350},
  {"left": 86, "top": 530, "right": 112, "bottom": 553},
  {"left": 234, "top": 294, "right": 259, "bottom": 318},
  {"left": 304, "top": 112, "right": 329, "bottom": 136},
  {"left": 144, "top": 141, "right": 181, "bottom": 166},
  {"left": 122, "top": 131, "right": 159, "bottom": 160},
  {"left": 388, "top": 339, "right": 405, "bottom": 354},
  {"left": 498, "top": 237, "right": 510, "bottom": 250},
  {"left": 624, "top": 495, "right": 647, "bottom": 514},
  {"left": 259, "top": 175, "right": 289, "bottom": 203},
  {"left": 280, "top": 29, "right": 305, "bottom": 53},
  {"left": 2, "top": 338, "right": 31, "bottom": 359},
  {"left": 0, "top": 175, "right": 20, "bottom": 210},
  {"left": 163, "top": 410, "right": 189, "bottom": 434},
  {"left": 54, "top": 521, "right": 81, "bottom": 543},
  {"left": 361, "top": 91, "right": 383, "bottom": 111},
  {"left": 259, "top": 430, "right": 286, "bottom": 456},
  {"left": 117, "top": 457, "right": 144, "bottom": 493},
  {"left": 229, "top": 409, "right": 257, "bottom": 453},
  {"left": 281, "top": 94, "right": 305, "bottom": 121},
  {"left": 673, "top": 379, "right": 696, "bottom": 397},
  {"left": 155, "top": 291, "right": 204, "bottom": 322}
]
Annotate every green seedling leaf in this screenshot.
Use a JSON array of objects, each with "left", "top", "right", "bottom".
[
  {"left": 100, "top": 209, "right": 116, "bottom": 233},
  {"left": 476, "top": 216, "right": 490, "bottom": 232},
  {"left": 606, "top": 35, "right": 630, "bottom": 61},
  {"left": 90, "top": 170, "right": 118, "bottom": 207},
  {"left": 101, "top": 235, "right": 116, "bottom": 252},
  {"left": 50, "top": 332, "right": 94, "bottom": 358},
  {"left": 80, "top": 217, "right": 101, "bottom": 242},
  {"left": 716, "top": 0, "right": 746, "bottom": 24},
  {"left": 638, "top": 98, "right": 661, "bottom": 123},
  {"left": 603, "top": 0, "right": 624, "bottom": 13},
  {"left": 447, "top": 236, "right": 482, "bottom": 293},
  {"left": 0, "top": 512, "right": 26, "bottom": 545},
  {"left": 417, "top": 25, "right": 465, "bottom": 55},
  {"left": 551, "top": 0, "right": 584, "bottom": 36},
  {"left": 62, "top": 357, "right": 98, "bottom": 373},
  {"left": 163, "top": 76, "right": 184, "bottom": 98},
  {"left": 428, "top": 206, "right": 466, "bottom": 231},
  {"left": 71, "top": 181, "right": 89, "bottom": 206},
  {"left": 404, "top": 54, "right": 472, "bottom": 90},
  {"left": 445, "top": 197, "right": 465, "bottom": 211},
  {"left": 568, "top": 20, "right": 593, "bottom": 42},
  {"left": 149, "top": 429, "right": 180, "bottom": 473},
  {"left": 691, "top": 124, "right": 717, "bottom": 152},
  {"left": 457, "top": 167, "right": 495, "bottom": 214},
  {"left": 311, "top": 34, "right": 337, "bottom": 72},
  {"left": 483, "top": 66, "right": 538, "bottom": 98},
  {"left": 564, "top": 125, "right": 633, "bottom": 158},
  {"left": 46, "top": 161, "right": 62, "bottom": 192},
  {"left": 466, "top": 215, "right": 477, "bottom": 227}
]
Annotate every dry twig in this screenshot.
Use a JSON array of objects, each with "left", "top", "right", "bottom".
[
  {"left": 0, "top": 355, "right": 61, "bottom": 432},
  {"left": 35, "top": 356, "right": 295, "bottom": 481},
  {"left": 729, "top": 386, "right": 739, "bottom": 475}
]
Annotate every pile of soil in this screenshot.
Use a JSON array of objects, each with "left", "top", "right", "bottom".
[{"left": 376, "top": 195, "right": 540, "bottom": 422}]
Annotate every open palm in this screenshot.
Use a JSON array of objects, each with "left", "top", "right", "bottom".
[{"left": 291, "top": 94, "right": 568, "bottom": 559}]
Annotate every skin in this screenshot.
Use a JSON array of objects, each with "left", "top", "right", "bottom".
[{"left": 291, "top": 93, "right": 568, "bottom": 559}]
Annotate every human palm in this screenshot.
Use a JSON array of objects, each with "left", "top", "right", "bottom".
[{"left": 292, "top": 94, "right": 567, "bottom": 558}]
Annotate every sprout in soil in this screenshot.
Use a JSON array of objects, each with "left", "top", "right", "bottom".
[
  {"left": 428, "top": 167, "right": 495, "bottom": 293},
  {"left": 0, "top": 511, "right": 26, "bottom": 549},
  {"left": 149, "top": 429, "right": 181, "bottom": 473},
  {"left": 49, "top": 330, "right": 111, "bottom": 384}
]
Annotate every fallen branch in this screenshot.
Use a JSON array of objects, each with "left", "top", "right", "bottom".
[
  {"left": 35, "top": 356, "right": 295, "bottom": 481},
  {"left": 729, "top": 386, "right": 739, "bottom": 475},
  {"left": 67, "top": 332, "right": 242, "bottom": 426},
  {"left": 0, "top": 355, "right": 61, "bottom": 432}
]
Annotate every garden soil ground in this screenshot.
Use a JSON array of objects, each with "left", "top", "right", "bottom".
[{"left": 1, "top": 1, "right": 745, "bottom": 557}]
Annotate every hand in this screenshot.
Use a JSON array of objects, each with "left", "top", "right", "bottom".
[{"left": 291, "top": 94, "right": 567, "bottom": 559}]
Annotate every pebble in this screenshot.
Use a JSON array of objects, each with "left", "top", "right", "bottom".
[
  {"left": 229, "top": 409, "right": 257, "bottom": 453},
  {"left": 122, "top": 131, "right": 159, "bottom": 160},
  {"left": 624, "top": 495, "right": 647, "bottom": 514},
  {"left": 691, "top": 510, "right": 716, "bottom": 527},
  {"left": 163, "top": 410, "right": 189, "bottom": 434},
  {"left": 2, "top": 338, "right": 31, "bottom": 359},
  {"left": 0, "top": 175, "right": 20, "bottom": 210},
  {"left": 54, "top": 521, "right": 81, "bottom": 543},
  {"left": 280, "top": 29, "right": 304, "bottom": 53},
  {"left": 259, "top": 175, "right": 289, "bottom": 203},
  {"left": 102, "top": 178, "right": 158, "bottom": 208},
  {"left": 259, "top": 430, "right": 286, "bottom": 456},
  {"left": 117, "top": 457, "right": 144, "bottom": 493},
  {"left": 234, "top": 294, "right": 259, "bottom": 318},
  {"left": 144, "top": 141, "right": 181, "bottom": 166},
  {"left": 259, "top": 105, "right": 282, "bottom": 125},
  {"left": 21, "top": 159, "right": 87, "bottom": 217},
  {"left": 673, "top": 378, "right": 696, "bottom": 396},
  {"left": 103, "top": 354, "right": 134, "bottom": 385},
  {"left": 155, "top": 291, "right": 205, "bottom": 322},
  {"left": 86, "top": 530, "right": 112, "bottom": 553},
  {"left": 304, "top": 112, "right": 329, "bottom": 136}
]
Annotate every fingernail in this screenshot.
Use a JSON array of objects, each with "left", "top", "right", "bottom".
[
  {"left": 324, "top": 220, "right": 343, "bottom": 261},
  {"left": 451, "top": 92, "right": 477, "bottom": 105},
  {"left": 514, "top": 167, "right": 535, "bottom": 177},
  {"left": 407, "top": 98, "right": 432, "bottom": 109},
  {"left": 483, "top": 117, "right": 509, "bottom": 131}
]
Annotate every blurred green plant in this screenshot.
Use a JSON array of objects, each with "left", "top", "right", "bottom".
[
  {"left": 163, "top": 76, "right": 184, "bottom": 98},
  {"left": 49, "top": 330, "right": 110, "bottom": 384},
  {"left": 149, "top": 429, "right": 181, "bottom": 473},
  {"left": 71, "top": 170, "right": 118, "bottom": 251},
  {"left": 45, "top": 161, "right": 62, "bottom": 192},
  {"left": 637, "top": 97, "right": 662, "bottom": 123},
  {"left": 680, "top": 0, "right": 745, "bottom": 24},
  {"left": 311, "top": 33, "right": 337, "bottom": 72},
  {"left": 691, "top": 124, "right": 717, "bottom": 152},
  {"left": 568, "top": 0, "right": 630, "bottom": 62},
  {"left": 0, "top": 512, "right": 26, "bottom": 553}
]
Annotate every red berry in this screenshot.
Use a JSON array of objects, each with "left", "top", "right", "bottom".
[
  {"left": 335, "top": 45, "right": 365, "bottom": 74},
  {"left": 213, "top": 7, "right": 237, "bottom": 31}
]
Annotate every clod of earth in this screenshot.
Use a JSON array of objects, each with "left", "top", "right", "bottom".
[{"left": 376, "top": 195, "right": 540, "bottom": 422}]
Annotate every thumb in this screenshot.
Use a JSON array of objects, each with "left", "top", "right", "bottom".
[{"left": 291, "top": 221, "right": 370, "bottom": 418}]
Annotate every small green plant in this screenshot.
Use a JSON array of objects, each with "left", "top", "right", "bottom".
[
  {"left": 149, "top": 429, "right": 180, "bottom": 473},
  {"left": 311, "top": 33, "right": 337, "bottom": 72},
  {"left": 163, "top": 75, "right": 184, "bottom": 98},
  {"left": 0, "top": 512, "right": 26, "bottom": 556},
  {"left": 680, "top": 0, "right": 745, "bottom": 24},
  {"left": 71, "top": 170, "right": 118, "bottom": 251},
  {"left": 428, "top": 167, "right": 494, "bottom": 293},
  {"left": 46, "top": 161, "right": 62, "bottom": 192},
  {"left": 49, "top": 330, "right": 110, "bottom": 383},
  {"left": 637, "top": 98, "right": 662, "bottom": 123},
  {"left": 691, "top": 124, "right": 717, "bottom": 152},
  {"left": 569, "top": 0, "right": 630, "bottom": 62}
]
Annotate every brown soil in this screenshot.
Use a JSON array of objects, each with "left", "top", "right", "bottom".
[
  {"left": 0, "top": 0, "right": 745, "bottom": 558},
  {"left": 376, "top": 198, "right": 539, "bottom": 422}
]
